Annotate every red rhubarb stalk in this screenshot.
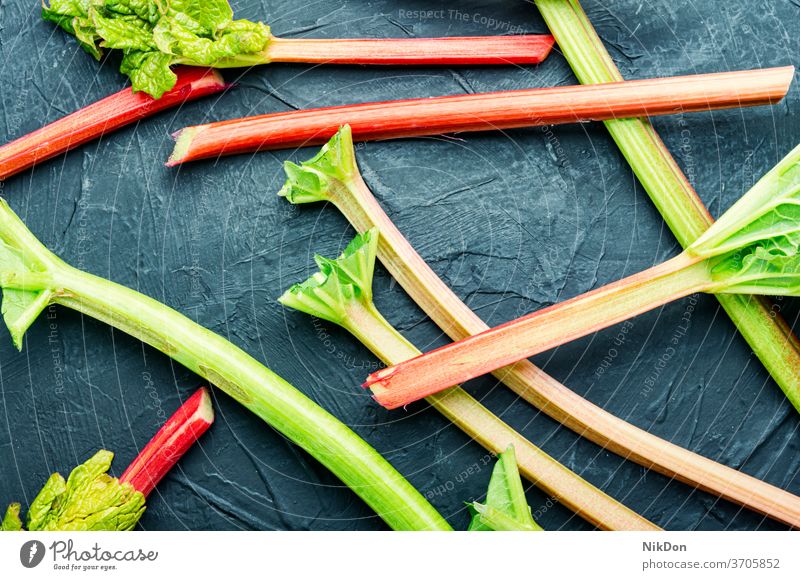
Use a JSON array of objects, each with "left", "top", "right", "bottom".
[
  {"left": 120, "top": 387, "right": 215, "bottom": 497},
  {"left": 42, "top": 2, "right": 556, "bottom": 98},
  {"left": 266, "top": 35, "right": 554, "bottom": 65},
  {"left": 366, "top": 255, "right": 711, "bottom": 408},
  {"left": 0, "top": 67, "right": 227, "bottom": 181},
  {"left": 167, "top": 67, "right": 793, "bottom": 165}
]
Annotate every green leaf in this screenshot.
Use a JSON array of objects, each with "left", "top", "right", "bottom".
[
  {"left": 91, "top": 10, "right": 155, "bottom": 51},
  {"left": 153, "top": 17, "right": 270, "bottom": 67},
  {"left": 279, "top": 228, "right": 379, "bottom": 325},
  {"left": 42, "top": 0, "right": 103, "bottom": 59},
  {"left": 72, "top": 16, "right": 104, "bottom": 59},
  {"left": 42, "top": 0, "right": 272, "bottom": 97},
  {"left": 2, "top": 289, "right": 53, "bottom": 351},
  {"left": 1, "top": 503, "right": 23, "bottom": 531},
  {"left": 104, "top": 0, "right": 160, "bottom": 24},
  {"left": 0, "top": 240, "right": 54, "bottom": 350},
  {"left": 468, "top": 446, "right": 542, "bottom": 531},
  {"left": 26, "top": 450, "right": 146, "bottom": 532},
  {"left": 120, "top": 50, "right": 177, "bottom": 99},
  {"left": 279, "top": 126, "right": 359, "bottom": 205},
  {"left": 687, "top": 144, "right": 800, "bottom": 295},
  {"left": 470, "top": 504, "right": 541, "bottom": 532},
  {"left": 209, "top": 20, "right": 271, "bottom": 62},
  {"left": 167, "top": 0, "right": 233, "bottom": 34},
  {"left": 26, "top": 472, "right": 68, "bottom": 530}
]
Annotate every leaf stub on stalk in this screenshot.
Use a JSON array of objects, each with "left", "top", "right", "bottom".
[
  {"left": 278, "top": 125, "right": 358, "bottom": 205},
  {"left": 0, "top": 213, "right": 58, "bottom": 349},
  {"left": 688, "top": 145, "right": 800, "bottom": 295},
  {"left": 278, "top": 227, "right": 379, "bottom": 326},
  {"left": 468, "top": 446, "right": 542, "bottom": 532}
]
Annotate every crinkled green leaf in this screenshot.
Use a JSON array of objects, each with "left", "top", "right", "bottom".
[
  {"left": 1, "top": 503, "right": 23, "bottom": 531},
  {"left": 153, "top": 17, "right": 269, "bottom": 67},
  {"left": 468, "top": 446, "right": 541, "bottom": 531},
  {"left": 688, "top": 144, "right": 800, "bottom": 296},
  {"left": 120, "top": 50, "right": 176, "bottom": 99},
  {"left": 91, "top": 10, "right": 155, "bottom": 51},
  {"left": 42, "top": 0, "right": 272, "bottom": 97},
  {"left": 207, "top": 20, "right": 271, "bottom": 63},
  {"left": 25, "top": 450, "right": 145, "bottom": 532},
  {"left": 104, "top": 0, "right": 160, "bottom": 24},
  {"left": 167, "top": 0, "right": 233, "bottom": 34},
  {"left": 26, "top": 472, "right": 68, "bottom": 530},
  {"left": 42, "top": 1, "right": 103, "bottom": 59},
  {"left": 72, "top": 17, "right": 104, "bottom": 59},
  {"left": 279, "top": 228, "right": 379, "bottom": 325},
  {"left": 279, "top": 126, "right": 359, "bottom": 205},
  {"left": 709, "top": 233, "right": 800, "bottom": 295}
]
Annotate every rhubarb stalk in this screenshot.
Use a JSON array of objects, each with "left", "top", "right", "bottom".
[
  {"left": 366, "top": 145, "right": 800, "bottom": 407},
  {"left": 278, "top": 127, "right": 800, "bottom": 527},
  {"left": 0, "top": 200, "right": 449, "bottom": 531},
  {"left": 0, "top": 67, "right": 227, "bottom": 181},
  {"left": 167, "top": 67, "right": 792, "bottom": 166},
  {"left": 265, "top": 35, "right": 554, "bottom": 66},
  {"left": 1, "top": 387, "right": 214, "bottom": 531},
  {"left": 43, "top": 0, "right": 553, "bottom": 98},
  {"left": 120, "top": 387, "right": 214, "bottom": 497},
  {"left": 534, "top": 0, "right": 800, "bottom": 413},
  {"left": 279, "top": 229, "right": 658, "bottom": 531}
]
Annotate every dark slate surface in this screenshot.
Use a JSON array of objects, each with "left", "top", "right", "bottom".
[{"left": 0, "top": 1, "right": 799, "bottom": 531}]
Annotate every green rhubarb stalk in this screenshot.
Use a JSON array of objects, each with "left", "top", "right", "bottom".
[
  {"left": 534, "top": 0, "right": 800, "bottom": 412},
  {"left": 277, "top": 127, "right": 800, "bottom": 528},
  {"left": 0, "top": 200, "right": 449, "bottom": 532},
  {"left": 278, "top": 229, "right": 658, "bottom": 530}
]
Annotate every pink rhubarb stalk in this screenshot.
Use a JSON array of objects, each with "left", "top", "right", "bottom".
[
  {"left": 366, "top": 255, "right": 712, "bottom": 408},
  {"left": 0, "top": 67, "right": 227, "bottom": 181},
  {"left": 120, "top": 387, "right": 215, "bottom": 497},
  {"left": 167, "top": 67, "right": 792, "bottom": 165},
  {"left": 266, "top": 35, "right": 554, "bottom": 65}
]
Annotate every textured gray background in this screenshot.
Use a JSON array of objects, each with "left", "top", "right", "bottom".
[{"left": 0, "top": 0, "right": 798, "bottom": 531}]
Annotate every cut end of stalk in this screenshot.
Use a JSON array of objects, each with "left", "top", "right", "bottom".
[
  {"left": 362, "top": 367, "right": 402, "bottom": 408},
  {"left": 535, "top": 35, "right": 556, "bottom": 63},
  {"left": 364, "top": 371, "right": 433, "bottom": 410},
  {"left": 195, "top": 386, "right": 215, "bottom": 425},
  {"left": 772, "top": 65, "right": 796, "bottom": 102},
  {"left": 167, "top": 127, "right": 200, "bottom": 167}
]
